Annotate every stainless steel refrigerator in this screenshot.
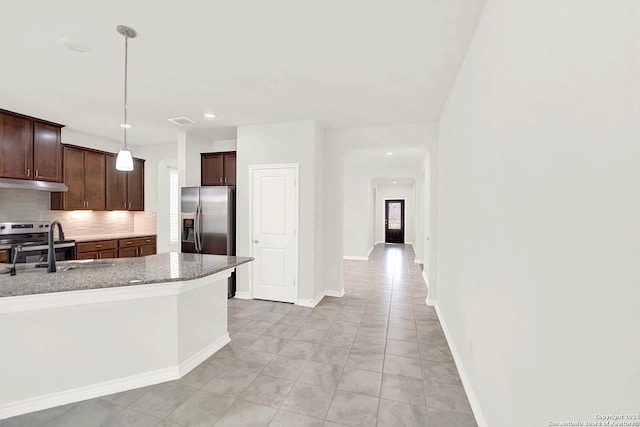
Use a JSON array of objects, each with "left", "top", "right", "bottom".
[{"left": 181, "top": 186, "right": 236, "bottom": 297}]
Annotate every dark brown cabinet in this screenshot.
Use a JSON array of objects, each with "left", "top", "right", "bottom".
[
  {"left": 0, "top": 110, "right": 62, "bottom": 182},
  {"left": 75, "top": 236, "right": 155, "bottom": 260},
  {"left": 51, "top": 146, "right": 105, "bottom": 210},
  {"left": 202, "top": 151, "right": 236, "bottom": 186},
  {"left": 105, "top": 155, "right": 145, "bottom": 211},
  {"left": 118, "top": 236, "right": 156, "bottom": 258},
  {"left": 33, "top": 122, "right": 63, "bottom": 182},
  {"left": 0, "top": 249, "right": 9, "bottom": 264},
  {"left": 76, "top": 240, "right": 118, "bottom": 260}
]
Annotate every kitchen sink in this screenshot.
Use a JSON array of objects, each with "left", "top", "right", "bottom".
[{"left": 56, "top": 260, "right": 116, "bottom": 271}]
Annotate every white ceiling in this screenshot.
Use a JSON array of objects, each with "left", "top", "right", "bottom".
[{"left": 0, "top": 0, "right": 486, "bottom": 146}]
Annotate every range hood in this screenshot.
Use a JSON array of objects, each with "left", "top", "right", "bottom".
[{"left": 0, "top": 177, "right": 68, "bottom": 192}]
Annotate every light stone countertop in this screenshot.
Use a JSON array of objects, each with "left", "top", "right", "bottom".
[
  {"left": 71, "top": 233, "right": 156, "bottom": 242},
  {"left": 0, "top": 252, "right": 252, "bottom": 298}
]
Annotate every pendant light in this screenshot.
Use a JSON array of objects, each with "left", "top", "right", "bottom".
[{"left": 115, "top": 25, "right": 136, "bottom": 171}]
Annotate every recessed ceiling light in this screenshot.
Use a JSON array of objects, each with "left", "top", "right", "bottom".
[
  {"left": 386, "top": 152, "right": 393, "bottom": 156},
  {"left": 392, "top": 181, "right": 397, "bottom": 184},
  {"left": 59, "top": 38, "right": 91, "bottom": 53},
  {"left": 120, "top": 123, "right": 131, "bottom": 129},
  {"left": 203, "top": 113, "right": 216, "bottom": 119}
]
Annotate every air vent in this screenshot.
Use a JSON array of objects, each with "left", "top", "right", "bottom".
[{"left": 168, "top": 117, "right": 195, "bottom": 126}]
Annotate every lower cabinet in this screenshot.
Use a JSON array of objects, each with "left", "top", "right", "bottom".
[
  {"left": 76, "top": 240, "right": 118, "bottom": 260},
  {"left": 75, "top": 236, "right": 156, "bottom": 260},
  {"left": 0, "top": 249, "right": 9, "bottom": 264},
  {"left": 118, "top": 236, "right": 156, "bottom": 258}
]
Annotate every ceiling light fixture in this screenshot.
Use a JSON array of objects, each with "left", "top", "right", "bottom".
[
  {"left": 386, "top": 152, "right": 393, "bottom": 156},
  {"left": 204, "top": 113, "right": 216, "bottom": 119},
  {"left": 120, "top": 123, "right": 131, "bottom": 129},
  {"left": 115, "top": 25, "right": 137, "bottom": 171}
]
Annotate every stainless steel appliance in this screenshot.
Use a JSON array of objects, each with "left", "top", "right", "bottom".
[
  {"left": 0, "top": 221, "right": 76, "bottom": 264},
  {"left": 181, "top": 186, "right": 236, "bottom": 297}
]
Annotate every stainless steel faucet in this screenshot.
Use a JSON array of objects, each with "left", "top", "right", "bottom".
[{"left": 47, "top": 220, "right": 65, "bottom": 273}]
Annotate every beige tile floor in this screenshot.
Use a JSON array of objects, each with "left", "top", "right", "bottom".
[{"left": 0, "top": 244, "right": 477, "bottom": 427}]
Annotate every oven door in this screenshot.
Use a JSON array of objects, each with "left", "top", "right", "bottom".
[{"left": 12, "top": 242, "right": 77, "bottom": 264}]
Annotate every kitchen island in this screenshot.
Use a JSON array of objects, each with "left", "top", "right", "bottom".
[{"left": 0, "top": 253, "right": 252, "bottom": 420}]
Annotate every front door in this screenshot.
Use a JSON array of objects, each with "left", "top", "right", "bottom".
[
  {"left": 385, "top": 199, "right": 405, "bottom": 244},
  {"left": 250, "top": 165, "right": 298, "bottom": 303}
]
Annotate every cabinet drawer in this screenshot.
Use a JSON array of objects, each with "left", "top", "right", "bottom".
[
  {"left": 0, "top": 249, "right": 9, "bottom": 263},
  {"left": 139, "top": 244, "right": 156, "bottom": 257},
  {"left": 118, "top": 236, "right": 156, "bottom": 248},
  {"left": 77, "top": 239, "right": 118, "bottom": 253}
]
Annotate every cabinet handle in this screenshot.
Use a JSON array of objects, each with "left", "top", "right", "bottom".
[
  {"left": 86, "top": 201, "right": 89, "bottom": 208},
  {"left": 128, "top": 202, "right": 131, "bottom": 210},
  {"left": 124, "top": 202, "right": 126, "bottom": 209},
  {"left": 219, "top": 177, "right": 222, "bottom": 183},
  {"left": 26, "top": 169, "right": 30, "bottom": 177},
  {"left": 224, "top": 177, "right": 227, "bottom": 183},
  {"left": 95, "top": 245, "right": 102, "bottom": 248},
  {"left": 145, "top": 239, "right": 151, "bottom": 243},
  {"left": 35, "top": 169, "right": 39, "bottom": 178},
  {"left": 97, "top": 252, "right": 101, "bottom": 259},
  {"left": 126, "top": 241, "right": 132, "bottom": 245}
]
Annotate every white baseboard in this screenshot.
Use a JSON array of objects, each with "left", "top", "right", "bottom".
[
  {"left": 366, "top": 246, "right": 374, "bottom": 257},
  {"left": 233, "top": 291, "right": 251, "bottom": 300},
  {"left": 325, "top": 288, "right": 345, "bottom": 298},
  {"left": 343, "top": 255, "right": 368, "bottom": 261},
  {"left": 178, "top": 334, "right": 230, "bottom": 377},
  {"left": 433, "top": 303, "right": 488, "bottom": 427},
  {"left": 297, "top": 291, "right": 325, "bottom": 308},
  {"left": 376, "top": 241, "right": 384, "bottom": 244},
  {"left": 0, "top": 365, "right": 178, "bottom": 420},
  {"left": 0, "top": 335, "right": 232, "bottom": 420}
]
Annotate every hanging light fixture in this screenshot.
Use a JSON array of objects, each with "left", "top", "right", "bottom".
[{"left": 115, "top": 25, "right": 136, "bottom": 171}]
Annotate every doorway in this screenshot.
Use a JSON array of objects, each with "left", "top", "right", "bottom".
[
  {"left": 385, "top": 199, "right": 405, "bottom": 244},
  {"left": 249, "top": 164, "right": 298, "bottom": 303}
]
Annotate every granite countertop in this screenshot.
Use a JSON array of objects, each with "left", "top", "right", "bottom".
[
  {"left": 0, "top": 252, "right": 253, "bottom": 298},
  {"left": 71, "top": 233, "right": 156, "bottom": 242}
]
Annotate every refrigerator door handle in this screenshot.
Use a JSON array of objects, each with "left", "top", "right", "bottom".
[
  {"left": 193, "top": 204, "right": 200, "bottom": 252},
  {"left": 196, "top": 203, "right": 203, "bottom": 253}
]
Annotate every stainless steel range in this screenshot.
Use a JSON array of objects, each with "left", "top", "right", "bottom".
[{"left": 0, "top": 221, "right": 76, "bottom": 265}]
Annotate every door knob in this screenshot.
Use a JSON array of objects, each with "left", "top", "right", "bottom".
[{"left": 252, "top": 240, "right": 259, "bottom": 243}]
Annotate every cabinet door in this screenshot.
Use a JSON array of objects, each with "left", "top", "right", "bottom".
[
  {"left": 224, "top": 152, "right": 236, "bottom": 185},
  {"left": 33, "top": 122, "right": 62, "bottom": 182},
  {"left": 0, "top": 113, "right": 33, "bottom": 179},
  {"left": 0, "top": 249, "right": 9, "bottom": 263},
  {"left": 139, "top": 244, "right": 156, "bottom": 256},
  {"left": 99, "top": 249, "right": 117, "bottom": 259},
  {"left": 105, "top": 154, "right": 128, "bottom": 210},
  {"left": 118, "top": 247, "right": 138, "bottom": 258},
  {"left": 83, "top": 151, "right": 106, "bottom": 210},
  {"left": 126, "top": 158, "right": 144, "bottom": 211},
  {"left": 62, "top": 146, "right": 85, "bottom": 210},
  {"left": 202, "top": 154, "right": 224, "bottom": 185}
]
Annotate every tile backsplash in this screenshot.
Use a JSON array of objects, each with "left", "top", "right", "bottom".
[{"left": 0, "top": 188, "right": 157, "bottom": 237}]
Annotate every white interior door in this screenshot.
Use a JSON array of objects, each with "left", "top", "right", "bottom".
[{"left": 251, "top": 165, "right": 297, "bottom": 303}]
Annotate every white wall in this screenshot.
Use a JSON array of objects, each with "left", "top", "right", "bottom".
[
  {"left": 374, "top": 184, "right": 415, "bottom": 246},
  {"left": 177, "top": 132, "right": 212, "bottom": 188},
  {"left": 236, "top": 120, "right": 324, "bottom": 302},
  {"left": 436, "top": 1, "right": 640, "bottom": 425}
]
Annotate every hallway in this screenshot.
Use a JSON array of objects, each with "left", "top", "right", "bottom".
[{"left": 1, "top": 244, "right": 476, "bottom": 427}]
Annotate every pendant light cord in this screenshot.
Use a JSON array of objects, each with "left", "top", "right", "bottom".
[{"left": 123, "top": 35, "right": 128, "bottom": 149}]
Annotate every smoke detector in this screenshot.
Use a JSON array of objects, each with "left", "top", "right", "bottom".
[{"left": 168, "top": 117, "right": 195, "bottom": 126}]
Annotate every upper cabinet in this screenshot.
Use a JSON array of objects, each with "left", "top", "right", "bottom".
[
  {"left": 53, "top": 146, "right": 144, "bottom": 211},
  {"left": 202, "top": 151, "right": 236, "bottom": 186},
  {"left": 0, "top": 110, "right": 63, "bottom": 182},
  {"left": 51, "top": 146, "right": 105, "bottom": 210},
  {"left": 105, "top": 154, "right": 145, "bottom": 211}
]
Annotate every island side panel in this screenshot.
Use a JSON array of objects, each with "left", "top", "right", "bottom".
[
  {"left": 0, "top": 294, "right": 179, "bottom": 413},
  {"left": 177, "top": 270, "right": 231, "bottom": 372}
]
